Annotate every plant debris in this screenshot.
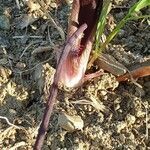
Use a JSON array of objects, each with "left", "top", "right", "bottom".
[{"left": 0, "top": 0, "right": 149, "bottom": 149}]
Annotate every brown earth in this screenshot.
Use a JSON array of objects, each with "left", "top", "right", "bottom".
[{"left": 0, "top": 0, "right": 149, "bottom": 149}]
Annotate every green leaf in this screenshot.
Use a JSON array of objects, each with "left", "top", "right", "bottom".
[
  {"left": 134, "top": 0, "right": 150, "bottom": 12},
  {"left": 89, "top": 0, "right": 150, "bottom": 67},
  {"left": 95, "top": 0, "right": 111, "bottom": 52}
]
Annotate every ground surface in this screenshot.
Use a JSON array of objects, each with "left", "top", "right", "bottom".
[{"left": 0, "top": 0, "right": 149, "bottom": 149}]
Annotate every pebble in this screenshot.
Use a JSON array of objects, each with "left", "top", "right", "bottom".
[
  {"left": 119, "top": 134, "right": 126, "bottom": 143},
  {"left": 135, "top": 110, "right": 145, "bottom": 118},
  {"left": 118, "top": 29, "right": 125, "bottom": 38},
  {"left": 116, "top": 121, "right": 127, "bottom": 133},
  {"left": 58, "top": 112, "right": 84, "bottom": 132},
  {"left": 0, "top": 15, "right": 10, "bottom": 30},
  {"left": 16, "top": 62, "right": 26, "bottom": 70},
  {"left": 126, "top": 114, "right": 136, "bottom": 125},
  {"left": 135, "top": 87, "right": 145, "bottom": 97}
]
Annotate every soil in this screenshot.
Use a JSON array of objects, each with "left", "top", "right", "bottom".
[{"left": 0, "top": 0, "right": 149, "bottom": 150}]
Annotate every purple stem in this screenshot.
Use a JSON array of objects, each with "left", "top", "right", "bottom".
[{"left": 34, "top": 24, "right": 87, "bottom": 150}]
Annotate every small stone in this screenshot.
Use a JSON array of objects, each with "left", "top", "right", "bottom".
[
  {"left": 113, "top": 0, "right": 124, "bottom": 5},
  {"left": 135, "top": 87, "right": 145, "bottom": 97},
  {"left": 119, "top": 134, "right": 125, "bottom": 143},
  {"left": 97, "top": 112, "right": 104, "bottom": 123},
  {"left": 74, "top": 137, "right": 79, "bottom": 143},
  {"left": 16, "top": 62, "right": 26, "bottom": 70},
  {"left": 0, "top": 15, "right": 10, "bottom": 30},
  {"left": 65, "top": 0, "right": 73, "bottom": 5},
  {"left": 118, "top": 29, "right": 125, "bottom": 37},
  {"left": 0, "top": 58, "right": 7, "bottom": 65},
  {"left": 136, "top": 110, "right": 145, "bottom": 118},
  {"left": 126, "top": 114, "right": 136, "bottom": 125},
  {"left": 128, "top": 132, "right": 135, "bottom": 140},
  {"left": 116, "top": 121, "right": 127, "bottom": 133},
  {"left": 116, "top": 12, "right": 124, "bottom": 19},
  {"left": 100, "top": 90, "right": 107, "bottom": 96},
  {"left": 58, "top": 112, "right": 84, "bottom": 132},
  {"left": 9, "top": 109, "right": 17, "bottom": 114},
  {"left": 50, "top": 3, "right": 57, "bottom": 8},
  {"left": 114, "top": 103, "right": 120, "bottom": 111},
  {"left": 0, "top": 66, "right": 12, "bottom": 85}
]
